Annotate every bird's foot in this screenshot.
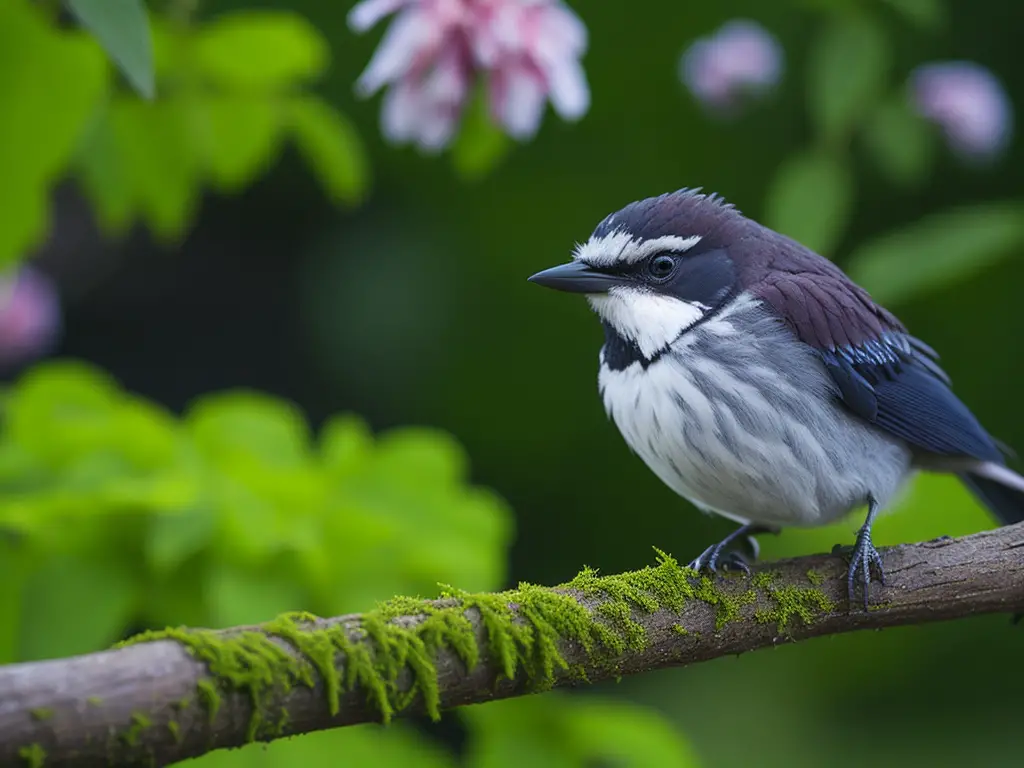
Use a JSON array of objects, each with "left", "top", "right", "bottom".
[
  {"left": 845, "top": 525, "right": 886, "bottom": 610},
  {"left": 689, "top": 541, "right": 755, "bottom": 574},
  {"left": 689, "top": 524, "right": 773, "bottom": 576}
]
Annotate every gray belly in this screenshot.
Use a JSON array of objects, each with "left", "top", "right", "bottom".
[{"left": 598, "top": 303, "right": 913, "bottom": 528}]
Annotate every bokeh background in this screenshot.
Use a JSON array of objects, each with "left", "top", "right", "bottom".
[{"left": 2, "top": 0, "right": 1023, "bottom": 765}]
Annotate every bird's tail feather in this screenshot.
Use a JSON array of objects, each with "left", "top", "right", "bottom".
[{"left": 960, "top": 463, "right": 1024, "bottom": 525}]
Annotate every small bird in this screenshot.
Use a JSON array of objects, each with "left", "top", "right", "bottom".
[{"left": 528, "top": 188, "right": 1024, "bottom": 607}]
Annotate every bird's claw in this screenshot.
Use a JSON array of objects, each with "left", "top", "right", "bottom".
[
  {"left": 689, "top": 534, "right": 760, "bottom": 576},
  {"left": 845, "top": 526, "right": 886, "bottom": 610}
]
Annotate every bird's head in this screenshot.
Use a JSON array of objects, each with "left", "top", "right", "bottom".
[{"left": 529, "top": 188, "right": 748, "bottom": 359}]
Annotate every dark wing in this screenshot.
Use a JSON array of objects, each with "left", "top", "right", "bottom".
[{"left": 753, "top": 270, "right": 1003, "bottom": 463}]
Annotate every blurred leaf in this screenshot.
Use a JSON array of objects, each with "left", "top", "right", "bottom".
[
  {"left": 452, "top": 89, "right": 512, "bottom": 181},
  {"left": 0, "top": 3, "right": 107, "bottom": 267},
  {"left": 206, "top": 565, "right": 308, "bottom": 627},
  {"left": 66, "top": 0, "right": 154, "bottom": 99},
  {"left": 194, "top": 11, "right": 329, "bottom": 91},
  {"left": 881, "top": 0, "right": 946, "bottom": 30},
  {"left": 108, "top": 98, "right": 202, "bottom": 239},
  {"left": 0, "top": 543, "right": 28, "bottom": 664},
  {"left": 763, "top": 150, "right": 854, "bottom": 256},
  {"left": 289, "top": 96, "right": 369, "bottom": 204},
  {"left": 861, "top": 96, "right": 935, "bottom": 188},
  {"left": 145, "top": 506, "right": 216, "bottom": 575},
  {"left": 847, "top": 202, "right": 1024, "bottom": 304},
  {"left": 75, "top": 107, "right": 136, "bottom": 232},
  {"left": 463, "top": 694, "right": 699, "bottom": 768},
  {"left": 193, "top": 723, "right": 456, "bottom": 767},
  {"left": 320, "top": 414, "right": 374, "bottom": 477},
  {"left": 19, "top": 555, "right": 138, "bottom": 661},
  {"left": 807, "top": 14, "right": 890, "bottom": 143},
  {"left": 187, "top": 391, "right": 312, "bottom": 467},
  {"left": 199, "top": 95, "right": 284, "bottom": 193}
]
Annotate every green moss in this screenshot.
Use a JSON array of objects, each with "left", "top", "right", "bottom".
[
  {"left": 86, "top": 697, "right": 103, "bottom": 707},
  {"left": 117, "top": 548, "right": 770, "bottom": 737},
  {"left": 671, "top": 624, "right": 689, "bottom": 636},
  {"left": 120, "top": 712, "right": 152, "bottom": 747},
  {"left": 806, "top": 569, "right": 825, "bottom": 587},
  {"left": 167, "top": 720, "right": 181, "bottom": 744},
  {"left": 595, "top": 601, "right": 647, "bottom": 651},
  {"left": 29, "top": 708, "right": 52, "bottom": 721},
  {"left": 18, "top": 743, "right": 45, "bottom": 768},
  {"left": 754, "top": 576, "right": 836, "bottom": 632},
  {"left": 196, "top": 678, "right": 221, "bottom": 723}
]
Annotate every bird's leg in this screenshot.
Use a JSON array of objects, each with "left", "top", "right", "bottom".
[
  {"left": 845, "top": 494, "right": 886, "bottom": 610},
  {"left": 689, "top": 523, "right": 777, "bottom": 575}
]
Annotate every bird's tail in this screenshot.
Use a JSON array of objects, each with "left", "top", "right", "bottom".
[{"left": 959, "top": 462, "right": 1024, "bottom": 525}]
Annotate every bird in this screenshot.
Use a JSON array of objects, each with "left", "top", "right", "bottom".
[{"left": 527, "top": 188, "right": 1024, "bottom": 608}]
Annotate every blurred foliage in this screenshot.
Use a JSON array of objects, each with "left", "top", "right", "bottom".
[
  {"left": 3, "top": 0, "right": 1024, "bottom": 766},
  {"left": 0, "top": 360, "right": 512, "bottom": 662},
  {"left": 66, "top": 0, "right": 155, "bottom": 99},
  {"left": 0, "top": 361, "right": 692, "bottom": 765},
  {"left": 0, "top": 0, "right": 368, "bottom": 265}
]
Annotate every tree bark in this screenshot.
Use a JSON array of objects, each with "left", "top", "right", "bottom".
[{"left": 1, "top": 524, "right": 1023, "bottom": 767}]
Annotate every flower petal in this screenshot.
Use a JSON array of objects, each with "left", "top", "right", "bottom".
[
  {"left": 355, "top": 9, "right": 439, "bottom": 97},
  {"left": 491, "top": 63, "right": 547, "bottom": 139},
  {"left": 545, "top": 54, "right": 589, "bottom": 119},
  {"left": 348, "top": 0, "right": 409, "bottom": 33}
]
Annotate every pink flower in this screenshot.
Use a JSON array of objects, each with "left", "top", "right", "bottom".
[
  {"left": 349, "top": 0, "right": 589, "bottom": 151},
  {"left": 0, "top": 267, "right": 61, "bottom": 370},
  {"left": 679, "top": 19, "right": 783, "bottom": 117},
  {"left": 909, "top": 61, "right": 1013, "bottom": 162}
]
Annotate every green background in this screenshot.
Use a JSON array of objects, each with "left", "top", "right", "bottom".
[{"left": 2, "top": 0, "right": 1023, "bottom": 765}]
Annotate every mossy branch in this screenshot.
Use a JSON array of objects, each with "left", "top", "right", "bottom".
[{"left": 3, "top": 525, "right": 1024, "bottom": 767}]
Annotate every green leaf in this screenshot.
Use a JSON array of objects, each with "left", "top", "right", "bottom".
[
  {"left": 881, "top": 0, "right": 946, "bottom": 30},
  {"left": 807, "top": 14, "right": 890, "bottom": 143},
  {"left": 193, "top": 723, "right": 456, "bottom": 768},
  {"left": 452, "top": 88, "right": 512, "bottom": 181},
  {"left": 145, "top": 506, "right": 216, "bottom": 575},
  {"left": 846, "top": 202, "right": 1024, "bottom": 304},
  {"left": 463, "top": 694, "right": 699, "bottom": 768},
  {"left": 107, "top": 97, "right": 202, "bottom": 239},
  {"left": 19, "top": 555, "right": 139, "bottom": 661},
  {"left": 198, "top": 95, "right": 284, "bottom": 193},
  {"left": 861, "top": 96, "right": 935, "bottom": 188},
  {"left": 0, "top": 542, "right": 29, "bottom": 664},
  {"left": 187, "top": 391, "right": 312, "bottom": 468},
  {"left": 74, "top": 106, "right": 136, "bottom": 232},
  {"left": 762, "top": 150, "right": 854, "bottom": 256},
  {"left": 66, "top": 0, "right": 155, "bottom": 99},
  {"left": 194, "top": 11, "right": 329, "bottom": 91},
  {"left": 206, "top": 565, "right": 308, "bottom": 627},
  {"left": 288, "top": 96, "right": 369, "bottom": 205},
  {"left": 0, "top": 3, "right": 107, "bottom": 267}
]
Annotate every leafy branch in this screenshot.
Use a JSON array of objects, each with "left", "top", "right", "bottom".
[{"left": 2, "top": 524, "right": 1023, "bottom": 767}]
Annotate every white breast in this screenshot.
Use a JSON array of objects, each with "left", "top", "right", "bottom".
[{"left": 597, "top": 297, "right": 913, "bottom": 528}]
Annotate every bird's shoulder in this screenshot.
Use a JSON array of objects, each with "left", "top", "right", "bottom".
[{"left": 732, "top": 229, "right": 1001, "bottom": 461}]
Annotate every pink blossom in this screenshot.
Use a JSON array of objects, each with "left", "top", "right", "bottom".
[
  {"left": 0, "top": 267, "right": 61, "bottom": 370},
  {"left": 679, "top": 19, "right": 783, "bottom": 117},
  {"left": 909, "top": 61, "right": 1013, "bottom": 162},
  {"left": 348, "top": 0, "right": 589, "bottom": 151}
]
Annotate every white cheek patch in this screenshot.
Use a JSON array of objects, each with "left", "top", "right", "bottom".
[
  {"left": 573, "top": 232, "right": 702, "bottom": 267},
  {"left": 588, "top": 287, "right": 709, "bottom": 358}
]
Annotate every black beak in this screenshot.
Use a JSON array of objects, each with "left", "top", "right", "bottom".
[{"left": 527, "top": 261, "right": 622, "bottom": 294}]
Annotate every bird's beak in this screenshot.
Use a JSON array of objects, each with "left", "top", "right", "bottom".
[{"left": 527, "top": 261, "right": 621, "bottom": 294}]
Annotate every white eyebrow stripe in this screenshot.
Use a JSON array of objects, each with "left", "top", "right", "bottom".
[{"left": 573, "top": 232, "right": 702, "bottom": 267}]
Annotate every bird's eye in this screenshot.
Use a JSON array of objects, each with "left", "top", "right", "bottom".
[{"left": 648, "top": 255, "right": 676, "bottom": 280}]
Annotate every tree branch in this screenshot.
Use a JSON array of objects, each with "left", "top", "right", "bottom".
[{"left": 3, "top": 524, "right": 1024, "bottom": 767}]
